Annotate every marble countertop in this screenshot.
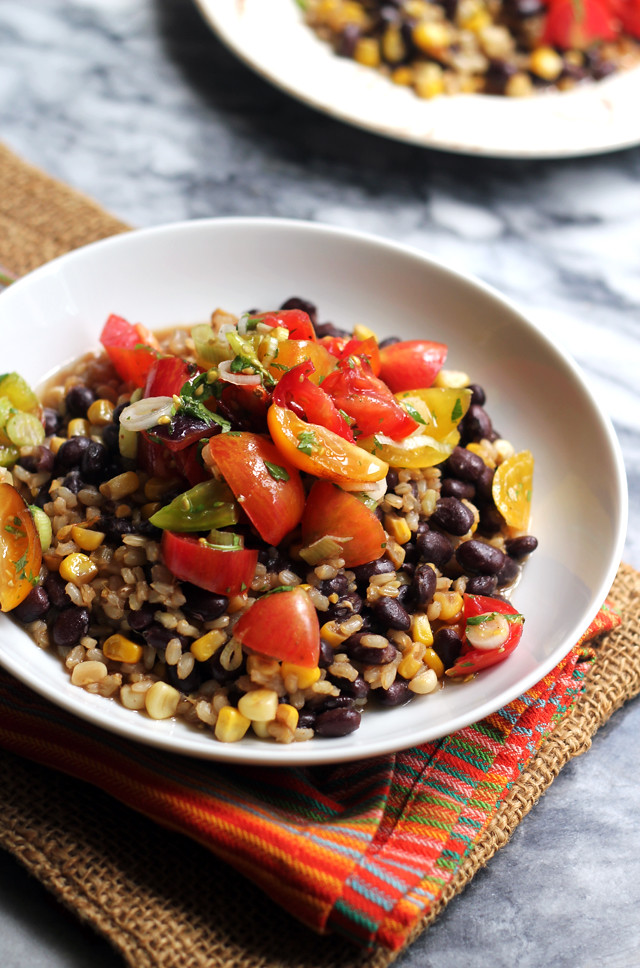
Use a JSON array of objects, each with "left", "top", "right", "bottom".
[{"left": 0, "top": 1, "right": 639, "bottom": 966}]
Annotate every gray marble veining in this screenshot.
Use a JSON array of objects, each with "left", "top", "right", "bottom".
[{"left": 0, "top": 1, "right": 639, "bottom": 966}]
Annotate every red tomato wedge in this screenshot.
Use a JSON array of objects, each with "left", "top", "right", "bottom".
[
  {"left": 378, "top": 340, "right": 448, "bottom": 393},
  {"left": 100, "top": 314, "right": 160, "bottom": 387},
  {"left": 234, "top": 587, "right": 320, "bottom": 667},
  {"left": 161, "top": 531, "right": 258, "bottom": 597},
  {"left": 144, "top": 356, "right": 195, "bottom": 398},
  {"left": 445, "top": 595, "right": 524, "bottom": 678},
  {"left": 542, "top": 0, "right": 617, "bottom": 46},
  {"left": 208, "top": 432, "right": 305, "bottom": 546},
  {"left": 272, "top": 362, "right": 354, "bottom": 441},
  {"left": 252, "top": 309, "right": 316, "bottom": 341},
  {"left": 301, "top": 481, "right": 387, "bottom": 568},
  {"left": 320, "top": 336, "right": 382, "bottom": 376},
  {"left": 0, "top": 483, "right": 42, "bottom": 611},
  {"left": 216, "top": 383, "right": 271, "bottom": 434},
  {"left": 264, "top": 339, "right": 336, "bottom": 384},
  {"left": 321, "top": 363, "right": 418, "bottom": 440}
]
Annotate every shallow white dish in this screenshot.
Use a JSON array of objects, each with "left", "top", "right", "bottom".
[
  {"left": 196, "top": 0, "right": 640, "bottom": 158},
  {"left": 0, "top": 217, "right": 627, "bottom": 764}
]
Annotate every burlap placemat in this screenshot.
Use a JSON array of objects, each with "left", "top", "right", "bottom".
[{"left": 0, "top": 142, "right": 639, "bottom": 968}]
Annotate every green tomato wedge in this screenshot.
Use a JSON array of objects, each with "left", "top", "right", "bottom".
[
  {"left": 5, "top": 412, "right": 45, "bottom": 448},
  {"left": 0, "top": 373, "right": 39, "bottom": 413},
  {"left": 149, "top": 479, "right": 240, "bottom": 532}
]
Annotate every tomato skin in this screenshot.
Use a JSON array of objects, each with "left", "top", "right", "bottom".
[
  {"left": 0, "top": 483, "right": 42, "bottom": 612},
  {"left": 174, "top": 443, "right": 210, "bottom": 486},
  {"left": 253, "top": 309, "right": 316, "bottom": 341},
  {"left": 445, "top": 595, "right": 524, "bottom": 678},
  {"left": 321, "top": 363, "right": 418, "bottom": 440},
  {"left": 209, "top": 432, "right": 305, "bottom": 546},
  {"left": 234, "top": 587, "right": 320, "bottom": 667},
  {"left": 320, "top": 336, "right": 382, "bottom": 376},
  {"left": 144, "top": 356, "right": 195, "bottom": 398},
  {"left": 272, "top": 362, "right": 354, "bottom": 442},
  {"left": 378, "top": 340, "right": 448, "bottom": 393},
  {"left": 161, "top": 531, "right": 258, "bottom": 597},
  {"left": 216, "top": 383, "right": 271, "bottom": 433},
  {"left": 301, "top": 481, "right": 387, "bottom": 568},
  {"left": 264, "top": 339, "right": 336, "bottom": 384},
  {"left": 543, "top": 0, "right": 617, "bottom": 46},
  {"left": 100, "top": 314, "right": 159, "bottom": 387},
  {"left": 267, "top": 403, "right": 388, "bottom": 484}
]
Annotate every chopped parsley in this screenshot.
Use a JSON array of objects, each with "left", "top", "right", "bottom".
[
  {"left": 264, "top": 460, "right": 290, "bottom": 482},
  {"left": 296, "top": 430, "right": 318, "bottom": 456},
  {"left": 403, "top": 402, "right": 426, "bottom": 425},
  {"left": 466, "top": 611, "right": 524, "bottom": 626},
  {"left": 451, "top": 396, "right": 464, "bottom": 422}
]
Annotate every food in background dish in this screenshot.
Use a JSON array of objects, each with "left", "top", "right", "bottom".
[
  {"left": 0, "top": 297, "right": 537, "bottom": 744},
  {"left": 300, "top": 0, "right": 640, "bottom": 97}
]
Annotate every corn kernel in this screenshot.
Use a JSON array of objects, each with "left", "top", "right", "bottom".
[
  {"left": 354, "top": 37, "right": 381, "bottom": 68},
  {"left": 71, "top": 525, "right": 105, "bottom": 552},
  {"left": 461, "top": 9, "right": 491, "bottom": 31},
  {"left": 71, "top": 660, "right": 108, "bottom": 687},
  {"left": 398, "top": 653, "right": 422, "bottom": 680},
  {"left": 141, "top": 502, "right": 161, "bottom": 519},
  {"left": 411, "top": 613, "right": 434, "bottom": 647},
  {"left": 434, "top": 590, "right": 463, "bottom": 622},
  {"left": 414, "top": 63, "right": 445, "bottom": 99},
  {"left": 100, "top": 471, "right": 140, "bottom": 501},
  {"left": 215, "top": 705, "right": 251, "bottom": 742},
  {"left": 320, "top": 620, "right": 350, "bottom": 648},
  {"left": 281, "top": 662, "right": 321, "bottom": 689},
  {"left": 252, "top": 720, "right": 270, "bottom": 738},
  {"left": 412, "top": 21, "right": 451, "bottom": 53},
  {"left": 433, "top": 369, "right": 470, "bottom": 389},
  {"left": 275, "top": 704, "right": 299, "bottom": 731},
  {"left": 103, "top": 633, "right": 143, "bottom": 664},
  {"left": 381, "top": 24, "right": 406, "bottom": 64},
  {"left": 190, "top": 629, "right": 226, "bottom": 662},
  {"left": 353, "top": 323, "right": 378, "bottom": 343},
  {"left": 87, "top": 398, "right": 115, "bottom": 426},
  {"left": 384, "top": 513, "right": 412, "bottom": 545},
  {"left": 529, "top": 45, "right": 564, "bottom": 81},
  {"left": 59, "top": 552, "right": 98, "bottom": 585},
  {"left": 391, "top": 66, "right": 414, "bottom": 86},
  {"left": 408, "top": 668, "right": 439, "bottom": 694},
  {"left": 423, "top": 646, "right": 445, "bottom": 678},
  {"left": 505, "top": 72, "right": 533, "bottom": 97},
  {"left": 49, "top": 436, "right": 66, "bottom": 454},
  {"left": 145, "top": 681, "right": 180, "bottom": 720},
  {"left": 237, "top": 688, "right": 279, "bottom": 723},
  {"left": 67, "top": 418, "right": 90, "bottom": 437}
]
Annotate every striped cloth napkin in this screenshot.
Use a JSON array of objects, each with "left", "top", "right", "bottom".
[{"left": 0, "top": 604, "right": 619, "bottom": 951}]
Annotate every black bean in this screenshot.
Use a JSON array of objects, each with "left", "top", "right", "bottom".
[
  {"left": 456, "top": 540, "right": 506, "bottom": 575},
  {"left": 101, "top": 423, "right": 120, "bottom": 453},
  {"left": 496, "top": 557, "right": 520, "bottom": 588},
  {"left": 396, "top": 582, "right": 413, "bottom": 606},
  {"left": 467, "top": 383, "right": 486, "bottom": 406},
  {"left": 346, "top": 633, "right": 398, "bottom": 665},
  {"left": 385, "top": 467, "right": 399, "bottom": 490},
  {"left": 465, "top": 574, "right": 498, "bottom": 596},
  {"left": 432, "top": 627, "right": 463, "bottom": 668},
  {"left": 44, "top": 572, "right": 71, "bottom": 608},
  {"left": 318, "top": 639, "right": 334, "bottom": 668},
  {"left": 444, "top": 446, "right": 486, "bottom": 483},
  {"left": 65, "top": 385, "right": 95, "bottom": 418},
  {"left": 402, "top": 540, "right": 420, "bottom": 565},
  {"left": 412, "top": 563, "right": 437, "bottom": 605},
  {"left": 97, "top": 514, "right": 136, "bottom": 544},
  {"left": 416, "top": 528, "right": 454, "bottom": 569},
  {"left": 478, "top": 505, "right": 504, "bottom": 536},
  {"left": 208, "top": 650, "right": 246, "bottom": 685},
  {"left": 378, "top": 336, "right": 401, "bottom": 349},
  {"left": 430, "top": 497, "right": 474, "bottom": 537},
  {"left": 317, "top": 695, "right": 356, "bottom": 713},
  {"left": 112, "top": 402, "right": 128, "bottom": 423},
  {"left": 165, "top": 662, "right": 202, "bottom": 694},
  {"left": 278, "top": 296, "right": 318, "bottom": 325},
  {"left": 62, "top": 470, "right": 83, "bottom": 494},
  {"left": 142, "top": 624, "right": 188, "bottom": 657},
  {"left": 257, "top": 547, "right": 299, "bottom": 577},
  {"left": 372, "top": 596, "right": 411, "bottom": 631},
  {"left": 338, "top": 674, "right": 370, "bottom": 700},
  {"left": 441, "top": 478, "right": 475, "bottom": 500},
  {"left": 351, "top": 556, "right": 395, "bottom": 589},
  {"left": 314, "top": 707, "right": 361, "bottom": 737},
  {"left": 80, "top": 440, "right": 109, "bottom": 484},
  {"left": 126, "top": 603, "right": 155, "bottom": 632},
  {"left": 313, "top": 321, "right": 350, "bottom": 339},
  {"left": 297, "top": 710, "right": 316, "bottom": 729},
  {"left": 318, "top": 574, "right": 350, "bottom": 598},
  {"left": 324, "top": 591, "right": 363, "bottom": 624},
  {"left": 150, "top": 413, "right": 218, "bottom": 449},
  {"left": 11, "top": 585, "right": 50, "bottom": 623},
  {"left": 181, "top": 583, "right": 228, "bottom": 622},
  {"left": 56, "top": 435, "right": 93, "bottom": 471},
  {"left": 43, "top": 407, "right": 61, "bottom": 436},
  {"left": 376, "top": 679, "right": 411, "bottom": 706},
  {"left": 459, "top": 405, "right": 493, "bottom": 444},
  {"left": 31, "top": 484, "right": 51, "bottom": 510},
  {"left": 52, "top": 606, "right": 89, "bottom": 649},
  {"left": 474, "top": 465, "right": 495, "bottom": 504},
  {"left": 505, "top": 535, "right": 538, "bottom": 559}
]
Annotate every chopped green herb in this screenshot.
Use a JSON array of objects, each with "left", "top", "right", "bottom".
[
  {"left": 450, "top": 397, "right": 464, "bottom": 422},
  {"left": 403, "top": 402, "right": 426, "bottom": 425},
  {"left": 296, "top": 430, "right": 317, "bottom": 456},
  {"left": 230, "top": 354, "right": 259, "bottom": 374},
  {"left": 466, "top": 611, "right": 524, "bottom": 626},
  {"left": 264, "top": 460, "right": 290, "bottom": 482}
]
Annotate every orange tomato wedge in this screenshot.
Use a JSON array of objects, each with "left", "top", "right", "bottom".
[
  {"left": 0, "top": 482, "right": 42, "bottom": 611},
  {"left": 492, "top": 450, "right": 534, "bottom": 530},
  {"left": 262, "top": 339, "right": 336, "bottom": 385}
]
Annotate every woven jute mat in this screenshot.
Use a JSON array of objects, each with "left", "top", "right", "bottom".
[{"left": 0, "top": 142, "right": 639, "bottom": 968}]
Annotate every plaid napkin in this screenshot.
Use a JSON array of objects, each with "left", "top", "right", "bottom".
[{"left": 0, "top": 604, "right": 619, "bottom": 951}]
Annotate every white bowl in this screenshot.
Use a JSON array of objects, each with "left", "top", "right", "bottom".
[{"left": 0, "top": 218, "right": 627, "bottom": 765}]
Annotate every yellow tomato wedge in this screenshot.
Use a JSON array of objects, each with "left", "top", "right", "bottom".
[
  {"left": 0, "top": 482, "right": 42, "bottom": 611},
  {"left": 394, "top": 387, "right": 472, "bottom": 441},
  {"left": 261, "top": 339, "right": 336, "bottom": 385},
  {"left": 492, "top": 450, "right": 534, "bottom": 530},
  {"left": 358, "top": 430, "right": 457, "bottom": 469},
  {"left": 267, "top": 404, "right": 388, "bottom": 483}
]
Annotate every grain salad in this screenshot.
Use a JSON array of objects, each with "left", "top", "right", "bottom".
[{"left": 0, "top": 296, "right": 537, "bottom": 744}]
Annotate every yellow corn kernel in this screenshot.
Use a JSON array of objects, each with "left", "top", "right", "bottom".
[
  {"left": 398, "top": 653, "right": 422, "bottom": 680},
  {"left": 145, "top": 681, "right": 180, "bottom": 720},
  {"left": 433, "top": 369, "right": 470, "bottom": 389},
  {"left": 215, "top": 705, "right": 251, "bottom": 742},
  {"left": 382, "top": 24, "right": 406, "bottom": 63},
  {"left": 190, "top": 629, "right": 227, "bottom": 662},
  {"left": 87, "top": 398, "right": 115, "bottom": 426},
  {"left": 103, "top": 633, "right": 143, "bottom": 664},
  {"left": 59, "top": 552, "right": 98, "bottom": 585},
  {"left": 408, "top": 667, "right": 439, "bottom": 694},
  {"left": 434, "top": 590, "right": 463, "bottom": 622},
  {"left": 71, "top": 525, "right": 105, "bottom": 552},
  {"left": 423, "top": 646, "right": 445, "bottom": 678},
  {"left": 411, "top": 613, "right": 434, "bottom": 647},
  {"left": 462, "top": 9, "right": 491, "bottom": 31},
  {"left": 252, "top": 720, "right": 270, "bottom": 738},
  {"left": 100, "top": 471, "right": 140, "bottom": 501},
  {"left": 49, "top": 435, "right": 66, "bottom": 454},
  {"left": 297, "top": 583, "right": 312, "bottom": 593},
  {"left": 391, "top": 66, "right": 414, "bottom": 86},
  {"left": 237, "top": 688, "right": 279, "bottom": 723},
  {"left": 354, "top": 37, "right": 381, "bottom": 68},
  {"left": 505, "top": 72, "right": 533, "bottom": 97},
  {"left": 320, "top": 620, "right": 350, "bottom": 649},
  {"left": 71, "top": 660, "right": 108, "bottom": 687},
  {"left": 353, "top": 323, "right": 378, "bottom": 343},
  {"left": 384, "top": 513, "right": 412, "bottom": 545},
  {"left": 412, "top": 20, "right": 451, "bottom": 53},
  {"left": 414, "top": 63, "right": 445, "bottom": 99},
  {"left": 529, "top": 45, "right": 563, "bottom": 81},
  {"left": 281, "top": 662, "right": 321, "bottom": 689},
  {"left": 275, "top": 704, "right": 299, "bottom": 731},
  {"left": 67, "top": 418, "right": 90, "bottom": 437},
  {"left": 466, "top": 442, "right": 496, "bottom": 468}
]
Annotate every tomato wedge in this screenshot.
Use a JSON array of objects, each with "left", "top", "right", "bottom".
[
  {"left": 272, "top": 362, "right": 354, "bottom": 441},
  {"left": 321, "top": 363, "right": 418, "bottom": 440},
  {"left": 252, "top": 309, "right": 316, "bottom": 341},
  {"left": 320, "top": 335, "right": 382, "bottom": 376},
  {"left": 445, "top": 595, "right": 524, "bottom": 678},
  {"left": 209, "top": 432, "right": 305, "bottom": 546},
  {"left": 378, "top": 340, "right": 448, "bottom": 393},
  {"left": 301, "top": 481, "right": 386, "bottom": 567},
  {"left": 267, "top": 403, "right": 388, "bottom": 484},
  {"left": 262, "top": 339, "right": 336, "bottom": 384},
  {"left": 234, "top": 586, "right": 320, "bottom": 667},
  {"left": 144, "top": 356, "right": 195, "bottom": 398},
  {"left": 161, "top": 531, "right": 258, "bottom": 597},
  {"left": 100, "top": 314, "right": 160, "bottom": 387},
  {"left": 0, "top": 483, "right": 42, "bottom": 611}
]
